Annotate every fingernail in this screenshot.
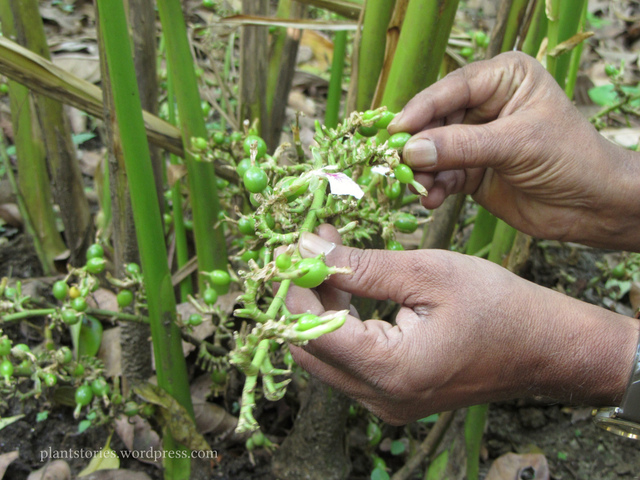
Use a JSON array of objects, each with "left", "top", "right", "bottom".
[
  {"left": 404, "top": 138, "right": 437, "bottom": 168},
  {"left": 299, "top": 233, "right": 336, "bottom": 257},
  {"left": 387, "top": 109, "right": 404, "bottom": 131}
]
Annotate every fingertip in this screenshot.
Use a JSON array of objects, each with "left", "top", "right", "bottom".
[
  {"left": 387, "top": 109, "right": 406, "bottom": 134},
  {"left": 316, "top": 224, "right": 343, "bottom": 245},
  {"left": 403, "top": 137, "right": 437, "bottom": 169},
  {"left": 299, "top": 232, "right": 337, "bottom": 258}
]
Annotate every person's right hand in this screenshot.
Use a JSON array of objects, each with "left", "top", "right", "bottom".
[{"left": 388, "top": 51, "right": 640, "bottom": 251}]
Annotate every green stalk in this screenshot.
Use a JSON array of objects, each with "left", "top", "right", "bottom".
[
  {"left": 266, "top": 0, "right": 293, "bottom": 118},
  {"left": 325, "top": 30, "right": 348, "bottom": 128},
  {"left": 380, "top": 0, "right": 460, "bottom": 112},
  {"left": 487, "top": 219, "right": 518, "bottom": 265},
  {"left": 0, "top": 131, "right": 55, "bottom": 276},
  {"left": 99, "top": 159, "right": 112, "bottom": 240},
  {"left": 564, "top": 0, "right": 588, "bottom": 100},
  {"left": 465, "top": 207, "right": 497, "bottom": 255},
  {"left": 157, "top": 0, "right": 227, "bottom": 289},
  {"left": 520, "top": 0, "right": 547, "bottom": 57},
  {"left": 464, "top": 404, "right": 488, "bottom": 480},
  {"left": 545, "top": 0, "right": 561, "bottom": 80},
  {"left": 167, "top": 68, "right": 193, "bottom": 301},
  {"left": 355, "top": 0, "right": 396, "bottom": 111},
  {"left": 500, "top": 0, "right": 529, "bottom": 52},
  {"left": 546, "top": 0, "right": 584, "bottom": 89},
  {"left": 96, "top": 1, "right": 192, "bottom": 476}
]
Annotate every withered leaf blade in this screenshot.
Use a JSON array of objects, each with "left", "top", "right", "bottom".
[
  {"left": 485, "top": 453, "right": 549, "bottom": 480},
  {"left": 220, "top": 14, "right": 357, "bottom": 31},
  {"left": 548, "top": 32, "right": 594, "bottom": 57},
  {"left": 132, "top": 382, "right": 212, "bottom": 452}
]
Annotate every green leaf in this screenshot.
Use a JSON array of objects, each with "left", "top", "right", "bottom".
[
  {"left": 78, "top": 315, "right": 103, "bottom": 357},
  {"left": 425, "top": 449, "right": 449, "bottom": 480},
  {"left": 588, "top": 84, "right": 640, "bottom": 107},
  {"left": 72, "top": 132, "right": 96, "bottom": 146},
  {"left": 36, "top": 411, "right": 49, "bottom": 422},
  {"left": 371, "top": 467, "right": 390, "bottom": 480},
  {"left": 0, "top": 414, "right": 24, "bottom": 431},
  {"left": 418, "top": 413, "right": 439, "bottom": 424},
  {"left": 390, "top": 440, "right": 405, "bottom": 455},
  {"left": 78, "top": 419, "right": 91, "bottom": 433},
  {"left": 78, "top": 433, "right": 119, "bottom": 476}
]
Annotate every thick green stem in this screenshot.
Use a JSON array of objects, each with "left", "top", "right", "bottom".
[
  {"left": 96, "top": 1, "right": 193, "bottom": 476},
  {"left": 355, "top": 0, "right": 396, "bottom": 111},
  {"left": 157, "top": 0, "right": 227, "bottom": 290},
  {"left": 500, "top": 0, "right": 530, "bottom": 52},
  {"left": 325, "top": 30, "right": 348, "bottom": 129},
  {"left": 521, "top": 0, "right": 547, "bottom": 57},
  {"left": 546, "top": 0, "right": 584, "bottom": 89},
  {"left": 167, "top": 68, "right": 193, "bottom": 301},
  {"left": 380, "top": 0, "right": 460, "bottom": 112},
  {"left": 564, "top": 0, "right": 588, "bottom": 100}
]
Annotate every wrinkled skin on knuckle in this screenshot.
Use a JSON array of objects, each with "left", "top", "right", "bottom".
[
  {"left": 402, "top": 251, "right": 462, "bottom": 307},
  {"left": 346, "top": 248, "right": 396, "bottom": 300}
]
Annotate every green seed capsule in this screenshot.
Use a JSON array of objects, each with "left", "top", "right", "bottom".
[
  {"left": 394, "top": 164, "right": 414, "bottom": 184},
  {"left": 374, "top": 111, "right": 396, "bottom": 129},
  {"left": 388, "top": 132, "right": 411, "bottom": 150}
]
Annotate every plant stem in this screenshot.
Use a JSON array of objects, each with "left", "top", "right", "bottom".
[
  {"left": 355, "top": 0, "right": 396, "bottom": 111},
  {"left": 325, "top": 30, "right": 348, "bottom": 128},
  {"left": 96, "top": 1, "right": 193, "bottom": 475},
  {"left": 380, "top": 0, "right": 460, "bottom": 113},
  {"left": 166, "top": 68, "right": 193, "bottom": 302},
  {"left": 157, "top": 0, "right": 228, "bottom": 290}
]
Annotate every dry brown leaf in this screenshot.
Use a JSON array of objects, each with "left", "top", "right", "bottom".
[
  {"left": 97, "top": 327, "right": 121, "bottom": 377},
  {"left": 114, "top": 415, "right": 162, "bottom": 468},
  {"left": 288, "top": 90, "right": 316, "bottom": 115},
  {"left": 39, "top": 6, "right": 83, "bottom": 35},
  {"left": 177, "top": 302, "right": 215, "bottom": 356},
  {"left": 300, "top": 31, "right": 333, "bottom": 71},
  {"left": 68, "top": 106, "right": 88, "bottom": 134},
  {"left": 485, "top": 453, "right": 549, "bottom": 480},
  {"left": 0, "top": 451, "right": 19, "bottom": 479},
  {"left": 52, "top": 54, "right": 101, "bottom": 84},
  {"left": 26, "top": 460, "right": 71, "bottom": 480},
  {"left": 220, "top": 14, "right": 357, "bottom": 31},
  {"left": 78, "top": 150, "right": 104, "bottom": 177},
  {"left": 0, "top": 203, "right": 22, "bottom": 227},
  {"left": 88, "top": 288, "right": 118, "bottom": 312},
  {"left": 167, "top": 164, "right": 187, "bottom": 189},
  {"left": 548, "top": 32, "right": 594, "bottom": 57},
  {"left": 193, "top": 401, "right": 238, "bottom": 436},
  {"left": 600, "top": 127, "right": 640, "bottom": 149},
  {"left": 132, "top": 383, "right": 212, "bottom": 453},
  {"left": 190, "top": 373, "right": 213, "bottom": 402}
]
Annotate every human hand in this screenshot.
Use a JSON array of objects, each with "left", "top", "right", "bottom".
[
  {"left": 388, "top": 51, "right": 640, "bottom": 251},
  {"left": 286, "top": 225, "right": 639, "bottom": 424}
]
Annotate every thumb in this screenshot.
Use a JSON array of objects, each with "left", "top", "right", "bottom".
[
  {"left": 298, "top": 232, "right": 436, "bottom": 305},
  {"left": 401, "top": 118, "right": 524, "bottom": 173}
]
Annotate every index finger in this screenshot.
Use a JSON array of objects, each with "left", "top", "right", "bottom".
[{"left": 388, "top": 52, "right": 534, "bottom": 134}]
